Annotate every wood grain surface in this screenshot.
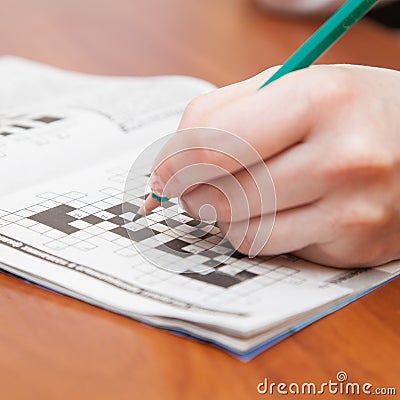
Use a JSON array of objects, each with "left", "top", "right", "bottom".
[{"left": 0, "top": 1, "right": 399, "bottom": 399}]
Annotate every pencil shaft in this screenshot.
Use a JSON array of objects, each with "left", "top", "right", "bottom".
[{"left": 259, "top": 0, "right": 379, "bottom": 89}]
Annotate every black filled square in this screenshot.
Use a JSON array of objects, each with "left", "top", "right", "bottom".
[
  {"left": 236, "top": 270, "right": 257, "bottom": 281},
  {"left": 184, "top": 271, "right": 240, "bottom": 288},
  {"left": 203, "top": 260, "right": 224, "bottom": 268},
  {"left": 162, "top": 219, "right": 182, "bottom": 228},
  {"left": 110, "top": 226, "right": 131, "bottom": 239},
  {"left": 12, "top": 124, "right": 31, "bottom": 129},
  {"left": 129, "top": 227, "right": 154, "bottom": 242},
  {"left": 34, "top": 116, "right": 62, "bottom": 123},
  {"left": 82, "top": 215, "right": 103, "bottom": 225},
  {"left": 186, "top": 219, "right": 201, "bottom": 227},
  {"left": 164, "top": 238, "right": 190, "bottom": 252},
  {"left": 122, "top": 202, "right": 139, "bottom": 213},
  {"left": 108, "top": 216, "right": 126, "bottom": 226},
  {"left": 200, "top": 250, "right": 219, "bottom": 259},
  {"left": 230, "top": 251, "right": 246, "bottom": 259},
  {"left": 104, "top": 204, "right": 123, "bottom": 215}
]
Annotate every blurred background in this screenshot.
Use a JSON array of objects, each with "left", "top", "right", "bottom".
[{"left": 1, "top": 0, "right": 399, "bottom": 87}]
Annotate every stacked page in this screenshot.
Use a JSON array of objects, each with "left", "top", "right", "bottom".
[{"left": 0, "top": 57, "right": 398, "bottom": 360}]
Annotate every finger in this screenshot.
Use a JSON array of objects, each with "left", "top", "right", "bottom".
[
  {"left": 178, "top": 66, "right": 282, "bottom": 130},
  {"left": 180, "top": 141, "right": 326, "bottom": 222},
  {"left": 219, "top": 201, "right": 331, "bottom": 256}
]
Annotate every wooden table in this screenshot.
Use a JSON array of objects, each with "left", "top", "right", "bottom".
[{"left": 1, "top": 1, "right": 399, "bottom": 399}]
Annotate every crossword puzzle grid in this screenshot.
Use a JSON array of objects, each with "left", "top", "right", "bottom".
[
  {"left": 0, "top": 181, "right": 305, "bottom": 291},
  {"left": 0, "top": 113, "right": 66, "bottom": 157}
]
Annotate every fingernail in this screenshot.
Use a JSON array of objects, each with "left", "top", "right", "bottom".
[{"left": 150, "top": 174, "right": 165, "bottom": 196}]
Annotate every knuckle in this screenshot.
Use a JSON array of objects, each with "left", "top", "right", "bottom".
[
  {"left": 323, "top": 140, "right": 393, "bottom": 180},
  {"left": 310, "top": 67, "right": 357, "bottom": 106},
  {"left": 336, "top": 201, "right": 388, "bottom": 230},
  {"left": 179, "top": 94, "right": 212, "bottom": 129}
]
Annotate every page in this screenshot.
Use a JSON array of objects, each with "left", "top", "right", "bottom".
[{"left": 0, "top": 57, "right": 215, "bottom": 194}]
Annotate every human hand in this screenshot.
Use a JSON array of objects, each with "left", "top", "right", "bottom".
[{"left": 149, "top": 64, "right": 400, "bottom": 268}]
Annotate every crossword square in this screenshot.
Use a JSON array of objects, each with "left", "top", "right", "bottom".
[
  {"left": 82, "top": 215, "right": 104, "bottom": 225},
  {"left": 108, "top": 216, "right": 126, "bottom": 226},
  {"left": 163, "top": 238, "right": 191, "bottom": 253},
  {"left": 115, "top": 248, "right": 137, "bottom": 257},
  {"left": 79, "top": 205, "right": 101, "bottom": 214},
  {"left": 276, "top": 266, "right": 299, "bottom": 275},
  {"left": 37, "top": 192, "right": 59, "bottom": 200},
  {"left": 199, "top": 250, "right": 219, "bottom": 259},
  {"left": 123, "top": 222, "right": 144, "bottom": 232},
  {"left": 175, "top": 234, "right": 200, "bottom": 244},
  {"left": 122, "top": 202, "right": 140, "bottom": 213},
  {"left": 180, "top": 244, "right": 203, "bottom": 254},
  {"left": 102, "top": 197, "right": 122, "bottom": 206},
  {"left": 247, "top": 265, "right": 274, "bottom": 275},
  {"left": 113, "top": 237, "right": 131, "bottom": 247},
  {"left": 98, "top": 231, "right": 121, "bottom": 241},
  {"left": 203, "top": 260, "right": 224, "bottom": 268},
  {"left": 93, "top": 211, "right": 115, "bottom": 220},
  {"left": 70, "top": 230, "right": 93, "bottom": 240},
  {"left": 59, "top": 235, "right": 81, "bottom": 245},
  {"left": 159, "top": 219, "right": 182, "bottom": 228},
  {"left": 69, "top": 220, "right": 92, "bottom": 229},
  {"left": 236, "top": 270, "right": 258, "bottom": 281},
  {"left": 27, "top": 205, "right": 48, "bottom": 213},
  {"left": 1, "top": 214, "right": 22, "bottom": 222},
  {"left": 195, "top": 240, "right": 216, "bottom": 250},
  {"left": 40, "top": 200, "right": 60, "bottom": 208},
  {"left": 162, "top": 228, "right": 184, "bottom": 239},
  {"left": 184, "top": 271, "right": 240, "bottom": 288},
  {"left": 146, "top": 213, "right": 165, "bottom": 223},
  {"left": 161, "top": 209, "right": 179, "bottom": 218},
  {"left": 67, "top": 209, "right": 89, "bottom": 219},
  {"left": 104, "top": 204, "right": 123, "bottom": 215},
  {"left": 12, "top": 124, "right": 32, "bottom": 129},
  {"left": 83, "top": 225, "right": 106, "bottom": 235},
  {"left": 44, "top": 240, "right": 68, "bottom": 250},
  {"left": 64, "top": 192, "right": 85, "bottom": 199},
  {"left": 185, "top": 219, "right": 201, "bottom": 227},
  {"left": 96, "top": 221, "right": 118, "bottom": 230},
  {"left": 43, "top": 229, "right": 67, "bottom": 239},
  {"left": 174, "top": 224, "right": 196, "bottom": 234},
  {"left": 155, "top": 244, "right": 190, "bottom": 258},
  {"left": 34, "top": 116, "right": 61, "bottom": 123},
  {"left": 99, "top": 187, "right": 121, "bottom": 196},
  {"left": 159, "top": 200, "right": 175, "bottom": 209},
  {"left": 121, "top": 212, "right": 136, "bottom": 221},
  {"left": 129, "top": 227, "right": 155, "bottom": 241},
  {"left": 110, "top": 226, "right": 131, "bottom": 239},
  {"left": 82, "top": 215, "right": 103, "bottom": 225},
  {"left": 148, "top": 222, "right": 170, "bottom": 232},
  {"left": 73, "top": 241, "right": 97, "bottom": 251},
  {"left": 230, "top": 251, "right": 246, "bottom": 259},
  {"left": 16, "top": 218, "right": 39, "bottom": 228}
]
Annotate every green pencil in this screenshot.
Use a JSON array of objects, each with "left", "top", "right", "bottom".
[
  {"left": 259, "top": 0, "right": 379, "bottom": 89},
  {"left": 140, "top": 0, "right": 379, "bottom": 217}
]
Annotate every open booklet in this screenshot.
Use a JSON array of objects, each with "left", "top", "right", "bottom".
[{"left": 0, "top": 57, "right": 398, "bottom": 360}]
